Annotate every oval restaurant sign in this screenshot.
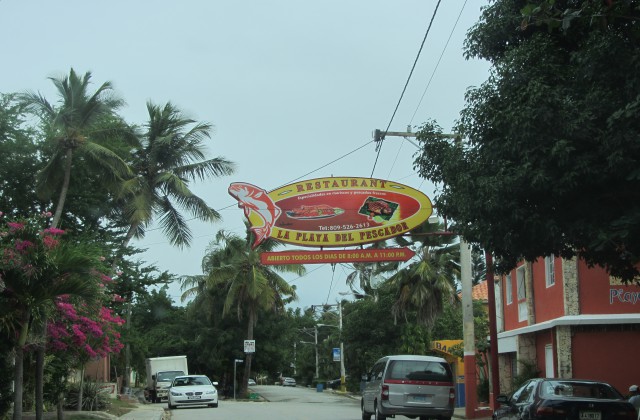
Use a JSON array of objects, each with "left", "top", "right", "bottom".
[{"left": 228, "top": 177, "right": 432, "bottom": 249}]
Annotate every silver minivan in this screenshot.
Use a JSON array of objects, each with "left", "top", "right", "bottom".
[{"left": 361, "top": 355, "right": 455, "bottom": 420}]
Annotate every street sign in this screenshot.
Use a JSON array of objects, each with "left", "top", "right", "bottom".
[
  {"left": 260, "top": 247, "right": 416, "bottom": 265},
  {"left": 244, "top": 340, "right": 256, "bottom": 353},
  {"left": 332, "top": 347, "right": 341, "bottom": 362}
]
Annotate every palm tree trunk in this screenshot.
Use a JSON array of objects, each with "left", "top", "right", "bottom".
[
  {"left": 113, "top": 223, "right": 138, "bottom": 390},
  {"left": 77, "top": 365, "right": 85, "bottom": 411},
  {"left": 36, "top": 333, "right": 45, "bottom": 420},
  {"left": 39, "top": 148, "right": 72, "bottom": 419},
  {"left": 12, "top": 309, "right": 31, "bottom": 420},
  {"left": 241, "top": 311, "right": 256, "bottom": 398},
  {"left": 51, "top": 148, "right": 73, "bottom": 229}
]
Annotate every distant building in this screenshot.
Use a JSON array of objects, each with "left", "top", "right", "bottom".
[{"left": 495, "top": 256, "right": 640, "bottom": 394}]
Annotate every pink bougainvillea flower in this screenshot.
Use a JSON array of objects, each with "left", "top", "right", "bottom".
[
  {"left": 42, "top": 235, "right": 59, "bottom": 249},
  {"left": 43, "top": 227, "right": 65, "bottom": 236},
  {"left": 15, "top": 240, "right": 35, "bottom": 252},
  {"left": 7, "top": 222, "right": 25, "bottom": 231}
]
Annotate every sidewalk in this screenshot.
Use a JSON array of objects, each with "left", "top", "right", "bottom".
[
  {"left": 119, "top": 402, "right": 166, "bottom": 420},
  {"left": 454, "top": 406, "right": 493, "bottom": 420}
]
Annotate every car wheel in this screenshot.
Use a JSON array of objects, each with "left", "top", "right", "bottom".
[
  {"left": 361, "top": 400, "right": 371, "bottom": 420},
  {"left": 208, "top": 402, "right": 218, "bottom": 408},
  {"left": 374, "top": 401, "right": 387, "bottom": 420},
  {"left": 167, "top": 402, "right": 175, "bottom": 409}
]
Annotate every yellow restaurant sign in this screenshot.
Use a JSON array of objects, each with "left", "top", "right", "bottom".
[{"left": 229, "top": 177, "right": 432, "bottom": 248}]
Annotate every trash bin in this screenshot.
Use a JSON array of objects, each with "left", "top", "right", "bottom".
[{"left": 316, "top": 383, "right": 324, "bottom": 392}]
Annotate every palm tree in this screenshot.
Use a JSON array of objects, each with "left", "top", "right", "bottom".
[
  {"left": 115, "top": 102, "right": 234, "bottom": 389},
  {"left": 19, "top": 69, "right": 134, "bottom": 419},
  {"left": 116, "top": 101, "right": 235, "bottom": 252},
  {"left": 344, "top": 241, "right": 398, "bottom": 299},
  {"left": 201, "top": 230, "right": 303, "bottom": 397},
  {"left": 19, "top": 68, "right": 134, "bottom": 229},
  {"left": 389, "top": 221, "right": 460, "bottom": 329}
]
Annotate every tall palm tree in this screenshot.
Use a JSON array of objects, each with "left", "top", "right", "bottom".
[
  {"left": 389, "top": 221, "right": 460, "bottom": 329},
  {"left": 201, "top": 230, "right": 303, "bottom": 397},
  {"left": 115, "top": 102, "right": 234, "bottom": 389},
  {"left": 117, "top": 101, "right": 235, "bottom": 252},
  {"left": 19, "top": 68, "right": 134, "bottom": 229},
  {"left": 19, "top": 69, "right": 134, "bottom": 420}
]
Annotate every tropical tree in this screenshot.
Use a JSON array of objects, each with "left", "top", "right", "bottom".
[
  {"left": 413, "top": 0, "right": 640, "bottom": 280},
  {"left": 388, "top": 221, "right": 460, "bottom": 329},
  {"left": 113, "top": 101, "right": 234, "bottom": 388},
  {"left": 0, "top": 94, "right": 44, "bottom": 217},
  {"left": 0, "top": 213, "right": 105, "bottom": 420},
  {"left": 19, "top": 68, "right": 135, "bottom": 229},
  {"left": 116, "top": 101, "right": 235, "bottom": 253},
  {"left": 344, "top": 241, "right": 398, "bottom": 298},
  {"left": 200, "top": 230, "right": 303, "bottom": 397}
]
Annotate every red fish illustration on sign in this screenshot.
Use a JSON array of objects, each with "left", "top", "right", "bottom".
[{"left": 228, "top": 183, "right": 281, "bottom": 248}]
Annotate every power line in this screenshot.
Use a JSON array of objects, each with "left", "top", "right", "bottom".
[
  {"left": 370, "top": 0, "right": 443, "bottom": 178},
  {"left": 410, "top": 0, "right": 468, "bottom": 125},
  {"left": 386, "top": 1, "right": 468, "bottom": 181}
]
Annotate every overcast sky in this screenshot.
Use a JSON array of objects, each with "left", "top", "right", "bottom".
[{"left": 0, "top": 0, "right": 490, "bottom": 310}]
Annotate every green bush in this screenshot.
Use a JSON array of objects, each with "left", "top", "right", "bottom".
[
  {"left": 64, "top": 381, "right": 108, "bottom": 411},
  {"left": 512, "top": 359, "right": 540, "bottom": 391}
]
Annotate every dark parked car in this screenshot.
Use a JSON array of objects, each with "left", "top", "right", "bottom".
[{"left": 493, "top": 378, "right": 636, "bottom": 420}]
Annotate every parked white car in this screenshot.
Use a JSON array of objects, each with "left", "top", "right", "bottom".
[
  {"left": 168, "top": 375, "right": 219, "bottom": 409},
  {"left": 281, "top": 377, "right": 296, "bottom": 387}
]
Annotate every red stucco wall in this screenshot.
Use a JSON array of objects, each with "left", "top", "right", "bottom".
[
  {"left": 572, "top": 328, "right": 640, "bottom": 394},
  {"left": 578, "top": 262, "right": 640, "bottom": 315},
  {"left": 502, "top": 269, "right": 525, "bottom": 331},
  {"left": 532, "top": 257, "right": 565, "bottom": 322}
]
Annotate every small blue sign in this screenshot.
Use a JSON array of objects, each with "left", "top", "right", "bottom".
[{"left": 332, "top": 348, "right": 341, "bottom": 362}]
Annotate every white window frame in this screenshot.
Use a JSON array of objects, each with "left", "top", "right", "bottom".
[
  {"left": 516, "top": 266, "right": 528, "bottom": 322},
  {"left": 545, "top": 254, "right": 555, "bottom": 287},
  {"left": 505, "top": 274, "right": 513, "bottom": 305}
]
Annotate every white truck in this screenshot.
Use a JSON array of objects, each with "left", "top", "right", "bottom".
[{"left": 145, "top": 355, "right": 188, "bottom": 403}]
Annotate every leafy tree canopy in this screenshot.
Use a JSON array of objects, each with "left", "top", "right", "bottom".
[{"left": 413, "top": 0, "right": 640, "bottom": 280}]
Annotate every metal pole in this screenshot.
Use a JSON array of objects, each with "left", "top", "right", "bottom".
[
  {"left": 314, "top": 326, "right": 319, "bottom": 379},
  {"left": 461, "top": 239, "right": 478, "bottom": 417},
  {"left": 233, "top": 361, "right": 237, "bottom": 401},
  {"left": 339, "top": 301, "right": 346, "bottom": 392},
  {"left": 485, "top": 252, "right": 500, "bottom": 408}
]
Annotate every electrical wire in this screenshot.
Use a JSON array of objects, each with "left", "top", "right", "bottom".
[
  {"left": 386, "top": 1, "right": 468, "bottom": 181},
  {"left": 370, "top": 0, "right": 443, "bottom": 178},
  {"left": 410, "top": 0, "right": 468, "bottom": 125}
]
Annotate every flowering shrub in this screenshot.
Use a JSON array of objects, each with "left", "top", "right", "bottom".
[
  {"left": 0, "top": 211, "right": 126, "bottom": 362},
  {"left": 48, "top": 297, "right": 125, "bottom": 359}
]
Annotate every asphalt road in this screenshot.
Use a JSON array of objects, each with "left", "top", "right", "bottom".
[{"left": 167, "top": 384, "right": 362, "bottom": 420}]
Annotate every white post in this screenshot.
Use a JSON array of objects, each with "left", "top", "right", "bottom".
[
  {"left": 339, "top": 301, "right": 346, "bottom": 392},
  {"left": 314, "top": 326, "right": 319, "bottom": 379}
]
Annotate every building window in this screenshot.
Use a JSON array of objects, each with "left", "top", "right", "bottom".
[
  {"left": 517, "top": 265, "right": 528, "bottom": 322},
  {"left": 505, "top": 274, "right": 513, "bottom": 305},
  {"left": 545, "top": 254, "right": 555, "bottom": 287}
]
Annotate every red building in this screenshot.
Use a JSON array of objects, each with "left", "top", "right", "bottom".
[{"left": 495, "top": 256, "right": 640, "bottom": 394}]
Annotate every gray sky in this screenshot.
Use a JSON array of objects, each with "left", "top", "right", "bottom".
[{"left": 0, "top": 0, "right": 490, "bottom": 310}]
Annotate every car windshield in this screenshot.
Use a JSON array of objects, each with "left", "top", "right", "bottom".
[
  {"left": 157, "top": 371, "right": 183, "bottom": 382},
  {"left": 173, "top": 377, "right": 212, "bottom": 387},
  {"left": 540, "top": 381, "right": 622, "bottom": 399},
  {"left": 385, "top": 360, "right": 452, "bottom": 382}
]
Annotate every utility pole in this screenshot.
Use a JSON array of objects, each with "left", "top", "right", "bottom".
[
  {"left": 314, "top": 326, "right": 319, "bottom": 379},
  {"left": 338, "top": 301, "right": 345, "bottom": 392},
  {"left": 311, "top": 303, "right": 345, "bottom": 391}
]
